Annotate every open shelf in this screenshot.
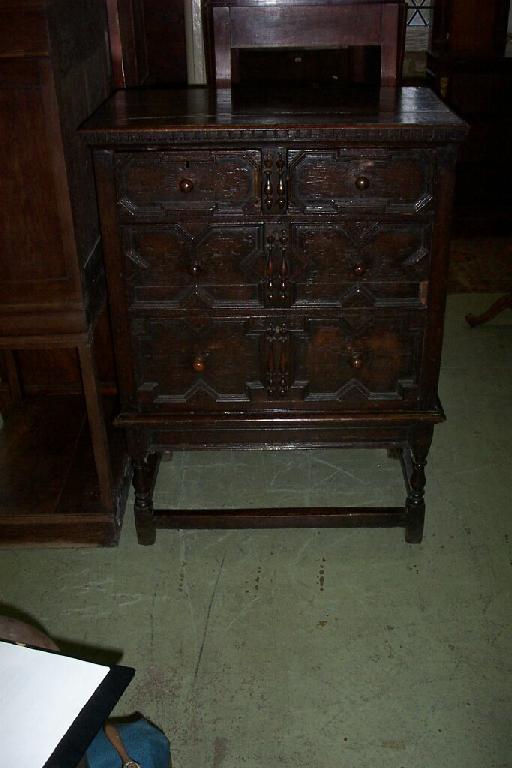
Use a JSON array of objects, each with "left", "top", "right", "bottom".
[{"left": 0, "top": 395, "right": 131, "bottom": 547}]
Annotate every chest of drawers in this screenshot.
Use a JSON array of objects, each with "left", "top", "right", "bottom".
[{"left": 82, "top": 86, "right": 466, "bottom": 544}]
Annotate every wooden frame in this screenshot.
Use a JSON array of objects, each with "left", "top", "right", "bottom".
[
  {"left": 0, "top": 331, "right": 113, "bottom": 512},
  {"left": 207, "top": 0, "right": 407, "bottom": 87}
]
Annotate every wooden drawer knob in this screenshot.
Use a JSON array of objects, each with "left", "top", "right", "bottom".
[
  {"left": 350, "top": 353, "right": 363, "bottom": 369},
  {"left": 193, "top": 356, "right": 205, "bottom": 372},
  {"left": 353, "top": 262, "right": 366, "bottom": 276},
  {"left": 190, "top": 262, "right": 202, "bottom": 276},
  {"left": 179, "top": 178, "right": 194, "bottom": 193},
  {"left": 355, "top": 176, "right": 370, "bottom": 190}
]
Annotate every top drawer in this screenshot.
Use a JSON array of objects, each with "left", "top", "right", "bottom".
[
  {"left": 116, "top": 150, "right": 261, "bottom": 220},
  {"left": 287, "top": 149, "right": 433, "bottom": 215}
]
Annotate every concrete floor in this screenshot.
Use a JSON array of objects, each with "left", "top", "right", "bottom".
[{"left": 1, "top": 293, "right": 511, "bottom": 768}]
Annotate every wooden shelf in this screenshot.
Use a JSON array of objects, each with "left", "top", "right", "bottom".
[{"left": 0, "top": 395, "right": 131, "bottom": 547}]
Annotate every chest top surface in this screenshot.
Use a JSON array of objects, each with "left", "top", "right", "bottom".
[
  {"left": 80, "top": 86, "right": 467, "bottom": 146},
  {"left": 206, "top": 0, "right": 406, "bottom": 5}
]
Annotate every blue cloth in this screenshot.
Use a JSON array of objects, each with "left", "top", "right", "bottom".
[{"left": 86, "top": 719, "right": 170, "bottom": 768}]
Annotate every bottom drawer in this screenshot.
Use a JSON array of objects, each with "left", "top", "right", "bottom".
[{"left": 129, "top": 311, "right": 425, "bottom": 410}]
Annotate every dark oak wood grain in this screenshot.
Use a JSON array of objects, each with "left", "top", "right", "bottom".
[
  {"left": 206, "top": 0, "right": 406, "bottom": 87},
  {"left": 430, "top": 0, "right": 510, "bottom": 59},
  {"left": 0, "top": 0, "right": 129, "bottom": 545},
  {"left": 427, "top": 1, "right": 512, "bottom": 233},
  {"left": 0, "top": 395, "right": 130, "bottom": 547},
  {"left": 82, "top": 84, "right": 466, "bottom": 545},
  {"left": 80, "top": 85, "right": 467, "bottom": 143},
  {"left": 106, "top": 0, "right": 149, "bottom": 87}
]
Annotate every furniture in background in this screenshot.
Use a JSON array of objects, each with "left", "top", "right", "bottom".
[
  {"left": 0, "top": 0, "right": 130, "bottom": 545},
  {"left": 143, "top": 0, "right": 188, "bottom": 84},
  {"left": 106, "top": 0, "right": 149, "bottom": 87},
  {"left": 429, "top": 0, "right": 510, "bottom": 60},
  {"left": 427, "top": 0, "right": 512, "bottom": 233},
  {"left": 465, "top": 291, "right": 512, "bottom": 327},
  {"left": 106, "top": 0, "right": 188, "bottom": 86},
  {"left": 427, "top": 0, "right": 512, "bottom": 326},
  {"left": 206, "top": 0, "right": 406, "bottom": 87}
]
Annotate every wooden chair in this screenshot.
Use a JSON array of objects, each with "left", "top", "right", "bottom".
[{"left": 206, "top": 0, "right": 407, "bottom": 88}]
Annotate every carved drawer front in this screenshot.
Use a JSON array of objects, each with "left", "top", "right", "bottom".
[
  {"left": 122, "top": 223, "right": 266, "bottom": 308},
  {"left": 287, "top": 149, "right": 433, "bottom": 215},
  {"left": 131, "top": 315, "right": 266, "bottom": 409},
  {"left": 130, "top": 311, "right": 424, "bottom": 411},
  {"left": 116, "top": 150, "right": 261, "bottom": 220},
  {"left": 290, "top": 220, "right": 432, "bottom": 307},
  {"left": 294, "top": 312, "right": 424, "bottom": 405}
]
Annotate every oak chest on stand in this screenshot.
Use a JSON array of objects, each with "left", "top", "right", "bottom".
[{"left": 82, "top": 86, "right": 466, "bottom": 544}]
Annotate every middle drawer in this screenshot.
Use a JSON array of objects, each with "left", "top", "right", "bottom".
[{"left": 122, "top": 219, "right": 432, "bottom": 310}]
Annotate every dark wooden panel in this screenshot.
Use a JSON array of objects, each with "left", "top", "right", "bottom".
[
  {"left": 129, "top": 310, "right": 424, "bottom": 410},
  {"left": 237, "top": 47, "right": 382, "bottom": 87},
  {"left": 0, "top": 0, "right": 126, "bottom": 546},
  {"left": 290, "top": 220, "right": 432, "bottom": 306},
  {"left": 143, "top": 0, "right": 187, "bottom": 85},
  {"left": 106, "top": 0, "right": 149, "bottom": 87},
  {"left": 116, "top": 150, "right": 262, "bottom": 218},
  {"left": 430, "top": 0, "right": 510, "bottom": 58},
  {"left": 207, "top": 0, "right": 406, "bottom": 86},
  {"left": 0, "top": 395, "right": 129, "bottom": 547},
  {"left": 229, "top": 5, "right": 381, "bottom": 48},
  {"left": 288, "top": 148, "right": 433, "bottom": 214},
  {"left": 0, "top": 2, "right": 48, "bottom": 57},
  {"left": 0, "top": 58, "right": 78, "bottom": 310},
  {"left": 123, "top": 222, "right": 266, "bottom": 307},
  {"left": 132, "top": 315, "right": 263, "bottom": 406},
  {"left": 80, "top": 86, "right": 468, "bottom": 144},
  {"left": 46, "top": 0, "right": 113, "bottom": 274},
  {"left": 120, "top": 218, "right": 431, "bottom": 312},
  {"left": 0, "top": 0, "right": 112, "bottom": 332},
  {"left": 297, "top": 312, "right": 423, "bottom": 403},
  {"left": 0, "top": 395, "right": 86, "bottom": 518},
  {"left": 11, "top": 307, "right": 116, "bottom": 395}
]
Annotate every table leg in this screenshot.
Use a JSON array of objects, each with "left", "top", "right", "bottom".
[
  {"left": 78, "top": 341, "right": 113, "bottom": 511},
  {"left": 465, "top": 291, "right": 512, "bottom": 327},
  {"left": 405, "top": 426, "right": 433, "bottom": 543},
  {"left": 132, "top": 452, "right": 160, "bottom": 545}
]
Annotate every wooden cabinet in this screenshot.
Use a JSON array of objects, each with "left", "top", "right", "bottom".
[
  {"left": 427, "top": 0, "right": 512, "bottom": 231},
  {"left": 0, "top": 0, "right": 110, "bottom": 335},
  {"left": 0, "top": 0, "right": 130, "bottom": 545},
  {"left": 82, "top": 85, "right": 466, "bottom": 545},
  {"left": 429, "top": 0, "right": 510, "bottom": 59}
]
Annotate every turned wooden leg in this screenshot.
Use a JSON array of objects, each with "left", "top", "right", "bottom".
[
  {"left": 132, "top": 453, "right": 160, "bottom": 545},
  {"left": 405, "top": 428, "right": 433, "bottom": 544},
  {"left": 465, "top": 291, "right": 512, "bottom": 327}
]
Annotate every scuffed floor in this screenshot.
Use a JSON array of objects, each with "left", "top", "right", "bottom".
[{"left": 1, "top": 293, "right": 511, "bottom": 768}]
